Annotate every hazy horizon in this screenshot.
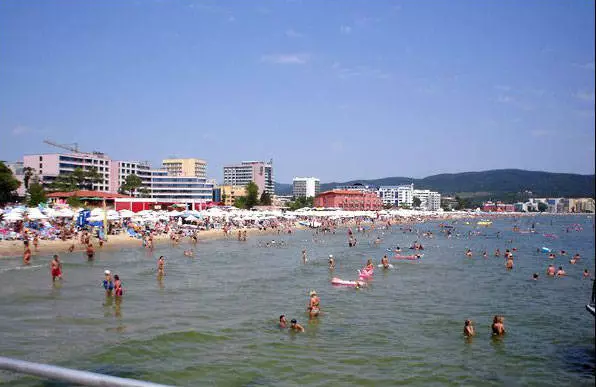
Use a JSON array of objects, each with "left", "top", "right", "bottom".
[{"left": 1, "top": 0, "right": 594, "bottom": 182}]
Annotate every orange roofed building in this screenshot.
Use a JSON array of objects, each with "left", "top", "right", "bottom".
[{"left": 314, "top": 190, "right": 383, "bottom": 211}]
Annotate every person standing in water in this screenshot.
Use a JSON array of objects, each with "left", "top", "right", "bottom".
[
  {"left": 103, "top": 270, "right": 114, "bottom": 296},
  {"left": 50, "top": 255, "right": 62, "bottom": 282},
  {"left": 381, "top": 255, "right": 390, "bottom": 269},
  {"left": 279, "top": 315, "right": 287, "bottom": 328},
  {"left": 491, "top": 315, "right": 505, "bottom": 336},
  {"left": 308, "top": 290, "right": 320, "bottom": 318},
  {"left": 23, "top": 240, "right": 31, "bottom": 265},
  {"left": 86, "top": 243, "right": 95, "bottom": 259},
  {"left": 328, "top": 255, "right": 335, "bottom": 269},
  {"left": 463, "top": 320, "right": 475, "bottom": 337},
  {"left": 302, "top": 249, "right": 307, "bottom": 264},
  {"left": 157, "top": 256, "right": 165, "bottom": 277},
  {"left": 113, "top": 275, "right": 123, "bottom": 297}
]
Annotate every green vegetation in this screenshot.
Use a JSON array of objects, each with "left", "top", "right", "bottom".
[
  {"left": 66, "top": 196, "right": 83, "bottom": 208},
  {"left": 537, "top": 202, "right": 548, "bottom": 212},
  {"left": 119, "top": 174, "right": 143, "bottom": 196},
  {"left": 259, "top": 191, "right": 272, "bottom": 206},
  {"left": 50, "top": 167, "right": 103, "bottom": 191},
  {"left": 0, "top": 161, "right": 21, "bottom": 204},
  {"left": 23, "top": 167, "right": 34, "bottom": 191},
  {"left": 288, "top": 196, "right": 313, "bottom": 210},
  {"left": 412, "top": 197, "right": 422, "bottom": 208},
  {"left": 27, "top": 177, "right": 46, "bottom": 206},
  {"left": 233, "top": 182, "right": 260, "bottom": 209}
]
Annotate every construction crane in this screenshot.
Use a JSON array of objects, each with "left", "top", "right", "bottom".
[{"left": 43, "top": 139, "right": 82, "bottom": 154}]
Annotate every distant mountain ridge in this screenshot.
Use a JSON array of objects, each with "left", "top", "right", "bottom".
[{"left": 275, "top": 169, "right": 595, "bottom": 200}]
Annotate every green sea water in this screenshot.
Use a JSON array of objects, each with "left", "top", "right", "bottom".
[{"left": 0, "top": 215, "right": 594, "bottom": 386}]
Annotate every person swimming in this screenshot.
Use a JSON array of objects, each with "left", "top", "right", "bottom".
[
  {"left": 494, "top": 248, "right": 501, "bottom": 257},
  {"left": 184, "top": 249, "right": 194, "bottom": 257},
  {"left": 546, "top": 264, "right": 556, "bottom": 276},
  {"left": 463, "top": 319, "right": 475, "bottom": 337},
  {"left": 556, "top": 266, "right": 566, "bottom": 277},
  {"left": 583, "top": 269, "right": 590, "bottom": 278},
  {"left": 532, "top": 273, "right": 539, "bottom": 280},
  {"left": 290, "top": 319, "right": 305, "bottom": 332},
  {"left": 465, "top": 249, "right": 473, "bottom": 257},
  {"left": 279, "top": 315, "right": 287, "bottom": 328},
  {"left": 308, "top": 290, "right": 320, "bottom": 318}
]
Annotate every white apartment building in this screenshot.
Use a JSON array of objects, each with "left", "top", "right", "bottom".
[
  {"left": 292, "top": 177, "right": 320, "bottom": 198},
  {"left": 117, "top": 161, "right": 152, "bottom": 193},
  {"left": 223, "top": 160, "right": 274, "bottom": 195},
  {"left": 413, "top": 189, "right": 441, "bottom": 211},
  {"left": 378, "top": 184, "right": 414, "bottom": 207},
  {"left": 149, "top": 170, "right": 214, "bottom": 201}
]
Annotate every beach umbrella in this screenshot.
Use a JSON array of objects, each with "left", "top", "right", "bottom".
[
  {"left": 185, "top": 215, "right": 199, "bottom": 222},
  {"left": 3, "top": 212, "right": 23, "bottom": 222},
  {"left": 119, "top": 209, "right": 135, "bottom": 218}
]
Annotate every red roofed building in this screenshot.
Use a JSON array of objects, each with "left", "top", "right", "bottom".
[
  {"left": 314, "top": 190, "right": 383, "bottom": 211},
  {"left": 47, "top": 190, "right": 132, "bottom": 207}
]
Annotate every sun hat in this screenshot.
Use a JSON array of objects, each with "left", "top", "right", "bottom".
[{"left": 309, "top": 290, "right": 317, "bottom": 296}]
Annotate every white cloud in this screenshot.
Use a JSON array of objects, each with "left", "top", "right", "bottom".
[
  {"left": 332, "top": 62, "right": 391, "bottom": 80},
  {"left": 574, "top": 90, "right": 595, "bottom": 102},
  {"left": 285, "top": 29, "right": 303, "bottom": 38},
  {"left": 340, "top": 25, "right": 352, "bottom": 35},
  {"left": 261, "top": 53, "right": 309, "bottom": 65},
  {"left": 530, "top": 129, "right": 555, "bottom": 137},
  {"left": 574, "top": 61, "right": 595, "bottom": 71},
  {"left": 11, "top": 125, "right": 31, "bottom": 136},
  {"left": 497, "top": 95, "right": 514, "bottom": 103}
]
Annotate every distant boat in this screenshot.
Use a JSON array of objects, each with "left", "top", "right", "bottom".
[
  {"left": 587, "top": 280, "right": 595, "bottom": 317},
  {"left": 299, "top": 220, "right": 321, "bottom": 228}
]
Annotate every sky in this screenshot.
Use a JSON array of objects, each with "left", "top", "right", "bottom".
[{"left": 1, "top": 0, "right": 594, "bottom": 183}]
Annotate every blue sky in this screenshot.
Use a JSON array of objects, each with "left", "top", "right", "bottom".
[{"left": 1, "top": 0, "right": 594, "bottom": 183}]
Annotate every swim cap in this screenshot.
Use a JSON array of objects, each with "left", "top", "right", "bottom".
[
  {"left": 309, "top": 290, "right": 317, "bottom": 296},
  {"left": 104, "top": 270, "right": 111, "bottom": 275},
  {"left": 329, "top": 254, "right": 333, "bottom": 258}
]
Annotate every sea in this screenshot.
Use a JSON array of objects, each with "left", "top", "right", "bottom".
[{"left": 0, "top": 215, "right": 594, "bottom": 386}]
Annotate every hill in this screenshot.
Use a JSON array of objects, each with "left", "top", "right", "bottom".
[{"left": 278, "top": 169, "right": 594, "bottom": 201}]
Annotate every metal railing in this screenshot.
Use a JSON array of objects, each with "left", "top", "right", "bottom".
[{"left": 0, "top": 356, "right": 174, "bottom": 387}]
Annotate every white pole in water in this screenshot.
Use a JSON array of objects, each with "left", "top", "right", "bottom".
[{"left": 0, "top": 356, "right": 174, "bottom": 387}]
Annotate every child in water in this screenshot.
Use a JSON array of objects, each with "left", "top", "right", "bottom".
[{"left": 103, "top": 270, "right": 114, "bottom": 296}]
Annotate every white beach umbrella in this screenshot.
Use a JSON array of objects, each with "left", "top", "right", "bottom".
[
  {"left": 119, "top": 209, "right": 135, "bottom": 218},
  {"left": 4, "top": 212, "right": 23, "bottom": 222},
  {"left": 185, "top": 215, "right": 199, "bottom": 222}
]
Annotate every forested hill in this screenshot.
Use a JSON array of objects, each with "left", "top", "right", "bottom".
[{"left": 276, "top": 169, "right": 595, "bottom": 200}]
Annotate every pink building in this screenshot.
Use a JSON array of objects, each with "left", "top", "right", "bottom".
[
  {"left": 23, "top": 152, "right": 116, "bottom": 192},
  {"left": 314, "top": 190, "right": 383, "bottom": 211},
  {"left": 482, "top": 201, "right": 515, "bottom": 212}
]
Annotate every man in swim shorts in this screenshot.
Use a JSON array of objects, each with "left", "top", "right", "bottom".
[{"left": 50, "top": 255, "right": 62, "bottom": 282}]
